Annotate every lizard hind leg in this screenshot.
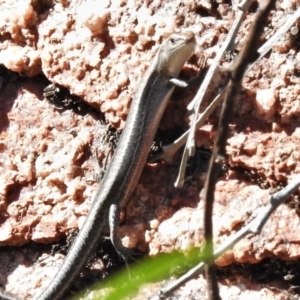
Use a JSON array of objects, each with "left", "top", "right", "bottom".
[{"left": 108, "top": 204, "right": 143, "bottom": 267}]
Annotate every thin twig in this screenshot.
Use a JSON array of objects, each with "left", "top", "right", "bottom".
[
  {"left": 155, "top": 7, "right": 300, "bottom": 187},
  {"left": 173, "top": 90, "right": 226, "bottom": 187},
  {"left": 248, "top": 6, "right": 300, "bottom": 72},
  {"left": 159, "top": 177, "right": 300, "bottom": 297},
  {"left": 174, "top": 1, "right": 254, "bottom": 187},
  {"left": 185, "top": 0, "right": 254, "bottom": 155},
  {"left": 187, "top": 0, "right": 254, "bottom": 112},
  {"left": 150, "top": 90, "right": 225, "bottom": 164},
  {"left": 157, "top": 3, "right": 300, "bottom": 299},
  {"left": 201, "top": 0, "right": 276, "bottom": 299}
]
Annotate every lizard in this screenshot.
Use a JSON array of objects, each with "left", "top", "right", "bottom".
[{"left": 0, "top": 31, "right": 196, "bottom": 300}]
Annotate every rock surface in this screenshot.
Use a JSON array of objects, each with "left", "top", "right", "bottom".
[{"left": 0, "top": 0, "right": 300, "bottom": 299}]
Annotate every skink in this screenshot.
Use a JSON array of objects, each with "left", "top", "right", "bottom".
[{"left": 0, "top": 31, "right": 195, "bottom": 300}]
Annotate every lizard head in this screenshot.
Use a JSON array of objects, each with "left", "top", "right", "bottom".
[{"left": 156, "top": 31, "right": 196, "bottom": 78}]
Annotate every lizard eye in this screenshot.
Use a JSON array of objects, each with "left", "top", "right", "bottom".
[{"left": 170, "top": 38, "right": 175, "bottom": 45}]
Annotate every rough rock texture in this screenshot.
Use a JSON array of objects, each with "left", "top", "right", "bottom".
[
  {"left": 0, "top": 0, "right": 300, "bottom": 299},
  {"left": 0, "top": 78, "right": 99, "bottom": 246},
  {"left": 0, "top": 0, "right": 204, "bottom": 127}
]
